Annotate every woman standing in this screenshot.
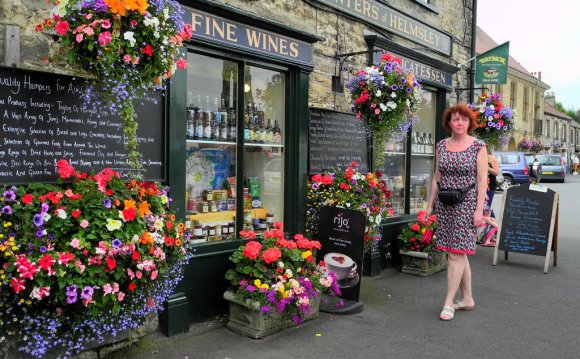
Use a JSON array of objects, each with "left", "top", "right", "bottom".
[{"left": 423, "top": 104, "right": 488, "bottom": 321}]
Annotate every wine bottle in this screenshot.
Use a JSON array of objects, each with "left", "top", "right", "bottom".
[{"left": 186, "top": 92, "right": 195, "bottom": 140}]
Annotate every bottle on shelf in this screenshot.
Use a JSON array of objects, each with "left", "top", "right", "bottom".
[
  {"left": 228, "top": 106, "right": 237, "bottom": 142},
  {"left": 211, "top": 97, "right": 220, "bottom": 140},
  {"left": 273, "top": 119, "right": 281, "bottom": 144},
  {"left": 202, "top": 96, "right": 211, "bottom": 140},
  {"left": 194, "top": 95, "right": 202, "bottom": 140},
  {"left": 427, "top": 133, "right": 434, "bottom": 154},
  {"left": 186, "top": 92, "right": 195, "bottom": 140},
  {"left": 248, "top": 113, "right": 256, "bottom": 144},
  {"left": 219, "top": 98, "right": 228, "bottom": 141},
  {"left": 411, "top": 132, "right": 417, "bottom": 153}
]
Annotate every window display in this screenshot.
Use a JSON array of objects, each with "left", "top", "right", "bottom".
[
  {"left": 409, "top": 91, "right": 436, "bottom": 214},
  {"left": 383, "top": 135, "right": 406, "bottom": 216},
  {"left": 184, "top": 53, "right": 285, "bottom": 244}
]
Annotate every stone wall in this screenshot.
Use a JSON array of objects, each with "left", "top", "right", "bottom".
[{"left": 1, "top": 0, "right": 475, "bottom": 109}]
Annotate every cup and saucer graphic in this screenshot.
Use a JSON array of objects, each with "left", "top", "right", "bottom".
[{"left": 323, "top": 252, "right": 360, "bottom": 288}]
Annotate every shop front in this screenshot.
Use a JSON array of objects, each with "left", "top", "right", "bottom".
[{"left": 168, "top": 0, "right": 320, "bottom": 323}]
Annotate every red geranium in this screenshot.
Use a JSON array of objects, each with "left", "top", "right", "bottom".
[
  {"left": 261, "top": 248, "right": 282, "bottom": 264},
  {"left": 21, "top": 193, "right": 33, "bottom": 205},
  {"left": 243, "top": 241, "right": 262, "bottom": 260}
]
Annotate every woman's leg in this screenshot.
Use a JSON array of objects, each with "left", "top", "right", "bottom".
[
  {"left": 486, "top": 189, "right": 495, "bottom": 218},
  {"left": 458, "top": 256, "right": 474, "bottom": 306},
  {"left": 444, "top": 253, "right": 465, "bottom": 308}
]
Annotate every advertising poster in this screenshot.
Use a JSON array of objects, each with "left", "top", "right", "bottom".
[{"left": 317, "top": 206, "right": 366, "bottom": 302}]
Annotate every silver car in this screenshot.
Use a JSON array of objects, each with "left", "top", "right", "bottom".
[{"left": 536, "top": 155, "right": 566, "bottom": 183}]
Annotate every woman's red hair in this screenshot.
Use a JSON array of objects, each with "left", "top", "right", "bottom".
[{"left": 441, "top": 104, "right": 478, "bottom": 133}]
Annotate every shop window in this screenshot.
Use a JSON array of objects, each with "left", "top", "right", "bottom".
[
  {"left": 523, "top": 86, "right": 529, "bottom": 121},
  {"left": 184, "top": 52, "right": 285, "bottom": 244},
  {"left": 510, "top": 82, "right": 517, "bottom": 108}
]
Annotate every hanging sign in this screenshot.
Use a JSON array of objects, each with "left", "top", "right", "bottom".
[
  {"left": 315, "top": 0, "right": 452, "bottom": 55},
  {"left": 492, "top": 183, "right": 559, "bottom": 273},
  {"left": 475, "top": 42, "right": 510, "bottom": 84},
  {"left": 184, "top": 9, "right": 313, "bottom": 65}
]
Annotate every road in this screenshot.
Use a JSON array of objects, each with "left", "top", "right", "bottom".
[{"left": 103, "top": 176, "right": 580, "bottom": 359}]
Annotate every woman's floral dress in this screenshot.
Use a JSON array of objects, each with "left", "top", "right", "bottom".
[{"left": 435, "top": 139, "right": 486, "bottom": 255}]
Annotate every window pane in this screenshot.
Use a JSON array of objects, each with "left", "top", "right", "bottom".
[
  {"left": 243, "top": 65, "right": 285, "bottom": 232},
  {"left": 185, "top": 53, "right": 239, "bottom": 244}
]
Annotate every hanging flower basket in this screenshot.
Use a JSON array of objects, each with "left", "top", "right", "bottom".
[
  {"left": 0, "top": 160, "right": 191, "bottom": 358},
  {"left": 469, "top": 92, "right": 515, "bottom": 148},
  {"left": 346, "top": 53, "right": 422, "bottom": 165},
  {"left": 37, "top": 0, "right": 192, "bottom": 171},
  {"left": 518, "top": 138, "right": 532, "bottom": 151}
]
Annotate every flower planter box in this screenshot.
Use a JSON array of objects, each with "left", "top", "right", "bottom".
[
  {"left": 399, "top": 250, "right": 447, "bottom": 277},
  {"left": 223, "top": 291, "right": 319, "bottom": 339}
]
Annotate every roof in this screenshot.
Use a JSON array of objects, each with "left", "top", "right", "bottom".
[
  {"left": 544, "top": 102, "right": 573, "bottom": 120},
  {"left": 476, "top": 27, "right": 532, "bottom": 76}
]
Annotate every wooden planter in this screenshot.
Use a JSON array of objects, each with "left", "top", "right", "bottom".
[
  {"left": 223, "top": 290, "right": 319, "bottom": 339},
  {"left": 399, "top": 250, "right": 447, "bottom": 277}
]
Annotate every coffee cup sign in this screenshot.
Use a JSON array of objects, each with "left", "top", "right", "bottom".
[
  {"left": 324, "top": 252, "right": 357, "bottom": 281},
  {"left": 317, "top": 206, "right": 366, "bottom": 302}
]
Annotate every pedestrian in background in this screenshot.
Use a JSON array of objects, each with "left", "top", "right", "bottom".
[
  {"left": 424, "top": 104, "right": 488, "bottom": 321},
  {"left": 486, "top": 149, "right": 500, "bottom": 218},
  {"left": 573, "top": 153, "right": 579, "bottom": 173}
]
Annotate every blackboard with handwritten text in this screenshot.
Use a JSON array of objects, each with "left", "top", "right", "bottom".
[
  {"left": 0, "top": 66, "right": 165, "bottom": 184},
  {"left": 308, "top": 108, "right": 369, "bottom": 173},
  {"left": 498, "top": 184, "right": 557, "bottom": 256}
]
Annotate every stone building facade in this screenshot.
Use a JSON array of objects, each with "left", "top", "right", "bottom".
[{"left": 2, "top": 0, "right": 475, "bottom": 109}]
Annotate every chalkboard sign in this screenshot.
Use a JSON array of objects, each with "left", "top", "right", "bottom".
[
  {"left": 0, "top": 66, "right": 165, "bottom": 184},
  {"left": 493, "top": 183, "right": 559, "bottom": 273},
  {"left": 308, "top": 108, "right": 369, "bottom": 173}
]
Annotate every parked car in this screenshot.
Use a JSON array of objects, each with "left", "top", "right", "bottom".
[
  {"left": 494, "top": 151, "right": 531, "bottom": 190},
  {"left": 536, "top": 154, "right": 566, "bottom": 182}
]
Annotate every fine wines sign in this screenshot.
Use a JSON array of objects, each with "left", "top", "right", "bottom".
[
  {"left": 308, "top": 108, "right": 369, "bottom": 173},
  {"left": 0, "top": 66, "right": 165, "bottom": 184}
]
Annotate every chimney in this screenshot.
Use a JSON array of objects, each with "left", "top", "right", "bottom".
[
  {"left": 545, "top": 91, "right": 556, "bottom": 106},
  {"left": 532, "top": 71, "right": 542, "bottom": 81}
]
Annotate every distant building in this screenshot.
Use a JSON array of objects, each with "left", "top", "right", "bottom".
[
  {"left": 544, "top": 92, "right": 573, "bottom": 155},
  {"left": 475, "top": 27, "right": 550, "bottom": 151}
]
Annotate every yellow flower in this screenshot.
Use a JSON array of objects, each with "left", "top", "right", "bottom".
[
  {"left": 301, "top": 250, "right": 312, "bottom": 259},
  {"left": 106, "top": 218, "right": 123, "bottom": 231},
  {"left": 421, "top": 228, "right": 426, "bottom": 234},
  {"left": 260, "top": 284, "right": 269, "bottom": 290},
  {"left": 283, "top": 291, "right": 290, "bottom": 298},
  {"left": 253, "top": 279, "right": 262, "bottom": 287}
]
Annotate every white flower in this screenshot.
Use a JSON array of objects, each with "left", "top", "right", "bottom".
[
  {"left": 380, "top": 103, "right": 388, "bottom": 111},
  {"left": 391, "top": 92, "right": 397, "bottom": 98},
  {"left": 346, "top": 202, "right": 351, "bottom": 207},
  {"left": 56, "top": 209, "right": 67, "bottom": 219},
  {"left": 162, "top": 8, "right": 170, "bottom": 19},
  {"left": 375, "top": 214, "right": 382, "bottom": 224},
  {"left": 43, "top": 213, "right": 51, "bottom": 222},
  {"left": 123, "top": 31, "right": 136, "bottom": 47},
  {"left": 376, "top": 90, "right": 382, "bottom": 97},
  {"left": 144, "top": 16, "right": 160, "bottom": 28},
  {"left": 386, "top": 101, "right": 397, "bottom": 109}
]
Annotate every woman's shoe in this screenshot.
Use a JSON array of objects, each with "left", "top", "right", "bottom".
[
  {"left": 439, "top": 306, "right": 455, "bottom": 321},
  {"left": 452, "top": 300, "right": 475, "bottom": 311}
]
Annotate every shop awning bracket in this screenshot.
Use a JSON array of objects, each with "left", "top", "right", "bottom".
[{"left": 332, "top": 49, "right": 385, "bottom": 93}]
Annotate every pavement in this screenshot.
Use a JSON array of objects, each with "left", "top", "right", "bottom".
[{"left": 105, "top": 175, "right": 580, "bottom": 359}]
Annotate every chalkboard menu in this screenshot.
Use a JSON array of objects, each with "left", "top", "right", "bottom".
[
  {"left": 309, "top": 108, "right": 369, "bottom": 173},
  {"left": 493, "top": 183, "right": 559, "bottom": 273},
  {"left": 0, "top": 66, "right": 165, "bottom": 184}
]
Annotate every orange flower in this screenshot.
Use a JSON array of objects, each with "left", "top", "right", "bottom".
[
  {"left": 124, "top": 200, "right": 136, "bottom": 210},
  {"left": 177, "top": 223, "right": 186, "bottom": 231},
  {"left": 105, "top": 0, "right": 128, "bottom": 16},
  {"left": 140, "top": 232, "right": 153, "bottom": 245},
  {"left": 138, "top": 201, "right": 151, "bottom": 217},
  {"left": 126, "top": 0, "right": 149, "bottom": 14},
  {"left": 169, "top": 214, "right": 176, "bottom": 221},
  {"left": 175, "top": 239, "right": 182, "bottom": 246}
]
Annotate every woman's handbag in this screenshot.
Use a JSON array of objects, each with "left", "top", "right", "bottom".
[
  {"left": 495, "top": 172, "right": 505, "bottom": 186},
  {"left": 437, "top": 183, "right": 475, "bottom": 206}
]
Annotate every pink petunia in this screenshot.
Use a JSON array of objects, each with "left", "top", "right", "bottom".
[
  {"left": 117, "top": 292, "right": 125, "bottom": 302},
  {"left": 86, "top": 13, "right": 92, "bottom": 20},
  {"left": 150, "top": 270, "right": 158, "bottom": 280},
  {"left": 98, "top": 31, "right": 112, "bottom": 46},
  {"left": 83, "top": 26, "right": 94, "bottom": 36},
  {"left": 130, "top": 20, "right": 138, "bottom": 27},
  {"left": 375, "top": 108, "right": 381, "bottom": 115},
  {"left": 70, "top": 238, "right": 81, "bottom": 249},
  {"left": 102, "top": 19, "right": 111, "bottom": 29},
  {"left": 131, "top": 56, "right": 140, "bottom": 65},
  {"left": 80, "top": 219, "right": 89, "bottom": 228},
  {"left": 75, "top": 260, "right": 86, "bottom": 274},
  {"left": 55, "top": 21, "right": 69, "bottom": 35},
  {"left": 123, "top": 54, "right": 131, "bottom": 63},
  {"left": 76, "top": 33, "right": 84, "bottom": 43},
  {"left": 103, "top": 283, "right": 113, "bottom": 295},
  {"left": 176, "top": 58, "right": 187, "bottom": 70}
]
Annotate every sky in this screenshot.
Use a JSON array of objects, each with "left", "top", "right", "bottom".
[{"left": 477, "top": 0, "right": 580, "bottom": 112}]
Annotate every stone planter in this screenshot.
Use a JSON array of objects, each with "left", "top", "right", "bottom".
[
  {"left": 400, "top": 250, "right": 447, "bottom": 277},
  {"left": 223, "top": 290, "right": 319, "bottom": 339}
]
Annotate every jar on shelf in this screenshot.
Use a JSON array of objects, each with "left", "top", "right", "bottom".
[
  {"left": 266, "top": 212, "right": 274, "bottom": 225},
  {"left": 199, "top": 201, "right": 209, "bottom": 213},
  {"left": 209, "top": 200, "right": 218, "bottom": 212},
  {"left": 204, "top": 189, "right": 213, "bottom": 202},
  {"left": 193, "top": 224, "right": 203, "bottom": 237}
]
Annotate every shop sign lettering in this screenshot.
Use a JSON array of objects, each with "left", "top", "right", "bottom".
[
  {"left": 373, "top": 52, "right": 453, "bottom": 88},
  {"left": 316, "top": 0, "right": 452, "bottom": 55},
  {"left": 185, "top": 9, "right": 313, "bottom": 65}
]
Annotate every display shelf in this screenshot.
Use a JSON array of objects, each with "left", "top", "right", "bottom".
[
  {"left": 189, "top": 208, "right": 267, "bottom": 222},
  {"left": 384, "top": 151, "right": 406, "bottom": 155},
  {"left": 411, "top": 153, "right": 435, "bottom": 157},
  {"left": 243, "top": 143, "right": 284, "bottom": 148},
  {"left": 186, "top": 139, "right": 236, "bottom": 145}
]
